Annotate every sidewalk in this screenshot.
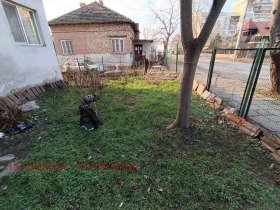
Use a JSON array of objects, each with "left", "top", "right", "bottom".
[{"left": 194, "top": 66, "right": 280, "bottom": 138}]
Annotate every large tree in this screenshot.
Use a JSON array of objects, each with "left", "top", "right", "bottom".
[
  {"left": 270, "top": 0, "right": 280, "bottom": 94},
  {"left": 150, "top": 0, "right": 180, "bottom": 65},
  {"left": 167, "top": 0, "right": 226, "bottom": 129}
]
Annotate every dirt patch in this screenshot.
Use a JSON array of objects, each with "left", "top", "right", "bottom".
[
  {"left": 0, "top": 119, "right": 47, "bottom": 160},
  {"left": 120, "top": 95, "right": 137, "bottom": 105},
  {"left": 0, "top": 136, "right": 31, "bottom": 160}
]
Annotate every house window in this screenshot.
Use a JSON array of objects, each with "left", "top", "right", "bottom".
[
  {"left": 254, "top": 36, "right": 262, "bottom": 42},
  {"left": 2, "top": 1, "right": 42, "bottom": 45},
  {"left": 61, "top": 40, "right": 74, "bottom": 54},
  {"left": 112, "top": 38, "right": 124, "bottom": 53}
]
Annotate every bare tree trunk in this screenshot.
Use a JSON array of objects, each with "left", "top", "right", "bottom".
[
  {"left": 169, "top": 48, "right": 201, "bottom": 128},
  {"left": 270, "top": 53, "right": 280, "bottom": 93},
  {"left": 164, "top": 43, "right": 168, "bottom": 67},
  {"left": 270, "top": 0, "right": 280, "bottom": 94},
  {"left": 167, "top": 0, "right": 226, "bottom": 130}
]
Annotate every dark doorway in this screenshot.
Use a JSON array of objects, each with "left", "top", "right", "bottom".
[{"left": 134, "top": 45, "right": 143, "bottom": 61}]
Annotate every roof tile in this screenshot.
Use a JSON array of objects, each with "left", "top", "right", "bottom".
[{"left": 48, "top": 1, "right": 135, "bottom": 25}]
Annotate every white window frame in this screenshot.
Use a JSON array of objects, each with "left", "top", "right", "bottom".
[
  {"left": 2, "top": 1, "right": 43, "bottom": 46},
  {"left": 60, "top": 40, "right": 74, "bottom": 55},
  {"left": 111, "top": 38, "right": 124, "bottom": 53}
]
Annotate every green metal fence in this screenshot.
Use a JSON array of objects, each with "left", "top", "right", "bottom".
[{"left": 205, "top": 48, "right": 280, "bottom": 137}]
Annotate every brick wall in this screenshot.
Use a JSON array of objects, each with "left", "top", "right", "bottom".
[{"left": 50, "top": 23, "right": 135, "bottom": 66}]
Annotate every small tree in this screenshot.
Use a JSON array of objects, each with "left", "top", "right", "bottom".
[
  {"left": 209, "top": 33, "right": 222, "bottom": 49},
  {"left": 167, "top": 0, "right": 226, "bottom": 130},
  {"left": 150, "top": 0, "right": 180, "bottom": 66},
  {"left": 270, "top": 0, "right": 280, "bottom": 94}
]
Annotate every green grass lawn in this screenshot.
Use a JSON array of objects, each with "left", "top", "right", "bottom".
[{"left": 0, "top": 77, "right": 279, "bottom": 209}]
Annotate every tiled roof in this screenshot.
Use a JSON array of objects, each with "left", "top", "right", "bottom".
[
  {"left": 255, "top": 21, "right": 270, "bottom": 37},
  {"left": 243, "top": 19, "right": 258, "bottom": 30},
  {"left": 48, "top": 1, "right": 136, "bottom": 26}
]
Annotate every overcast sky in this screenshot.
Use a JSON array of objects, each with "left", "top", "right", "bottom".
[{"left": 42, "top": 0, "right": 237, "bottom": 26}]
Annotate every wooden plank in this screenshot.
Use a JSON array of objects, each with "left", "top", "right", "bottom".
[
  {"left": 54, "top": 81, "right": 60, "bottom": 88},
  {"left": 33, "top": 86, "right": 43, "bottom": 96},
  {"left": 26, "top": 89, "right": 36, "bottom": 99},
  {"left": 21, "top": 91, "right": 33, "bottom": 100},
  {"left": 55, "top": 81, "right": 63, "bottom": 88},
  {"left": 39, "top": 85, "right": 46, "bottom": 92},
  {"left": 50, "top": 83, "right": 57, "bottom": 89},
  {"left": 14, "top": 92, "right": 27, "bottom": 104},
  {"left": 2, "top": 97, "right": 16, "bottom": 107},
  {"left": 61, "top": 80, "right": 68, "bottom": 87},
  {"left": 8, "top": 94, "right": 21, "bottom": 105},
  {"left": 30, "top": 87, "right": 40, "bottom": 96},
  {"left": 0, "top": 98, "right": 5, "bottom": 105}
]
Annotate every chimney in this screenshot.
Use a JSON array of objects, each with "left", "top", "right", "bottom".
[
  {"left": 80, "top": 2, "right": 86, "bottom": 8},
  {"left": 99, "top": 0, "right": 104, "bottom": 6},
  {"left": 135, "top": 23, "right": 140, "bottom": 40}
]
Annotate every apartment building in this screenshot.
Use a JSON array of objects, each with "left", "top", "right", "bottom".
[{"left": 232, "top": 0, "right": 272, "bottom": 22}]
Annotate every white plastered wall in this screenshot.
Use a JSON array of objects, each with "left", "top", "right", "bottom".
[{"left": 0, "top": 0, "right": 62, "bottom": 97}]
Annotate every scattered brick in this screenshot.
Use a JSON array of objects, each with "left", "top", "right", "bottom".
[
  {"left": 224, "top": 113, "right": 261, "bottom": 137},
  {"left": 201, "top": 90, "right": 211, "bottom": 99},
  {"left": 192, "top": 80, "right": 199, "bottom": 91},
  {"left": 239, "top": 119, "right": 261, "bottom": 137},
  {"left": 206, "top": 93, "right": 216, "bottom": 101},
  {"left": 207, "top": 100, "right": 222, "bottom": 110},
  {"left": 223, "top": 108, "right": 229, "bottom": 115},
  {"left": 225, "top": 113, "right": 242, "bottom": 124},
  {"left": 196, "top": 84, "right": 205, "bottom": 95},
  {"left": 261, "top": 133, "right": 280, "bottom": 152},
  {"left": 214, "top": 97, "right": 222, "bottom": 105}
]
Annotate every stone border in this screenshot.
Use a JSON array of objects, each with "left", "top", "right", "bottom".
[{"left": 193, "top": 79, "right": 280, "bottom": 163}]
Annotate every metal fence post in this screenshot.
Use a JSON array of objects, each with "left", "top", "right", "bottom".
[
  {"left": 205, "top": 48, "right": 217, "bottom": 91},
  {"left": 239, "top": 48, "right": 266, "bottom": 118},
  {"left": 176, "top": 43, "right": 178, "bottom": 73}
]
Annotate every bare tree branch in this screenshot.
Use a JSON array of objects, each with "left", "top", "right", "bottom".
[
  {"left": 180, "top": 0, "right": 194, "bottom": 48},
  {"left": 197, "top": 0, "right": 226, "bottom": 49},
  {"left": 150, "top": 0, "right": 180, "bottom": 50},
  {"left": 192, "top": 0, "right": 211, "bottom": 38}
]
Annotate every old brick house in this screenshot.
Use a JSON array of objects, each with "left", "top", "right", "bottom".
[
  {"left": 241, "top": 19, "right": 270, "bottom": 48},
  {"left": 48, "top": 1, "right": 153, "bottom": 67}
]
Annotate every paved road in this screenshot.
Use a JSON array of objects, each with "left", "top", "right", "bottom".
[
  {"left": 168, "top": 54, "right": 280, "bottom": 137},
  {"left": 172, "top": 54, "right": 270, "bottom": 78}
]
